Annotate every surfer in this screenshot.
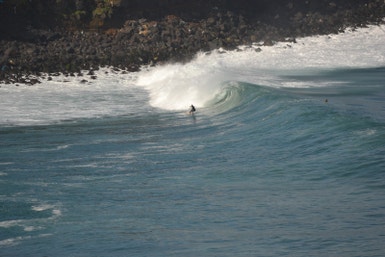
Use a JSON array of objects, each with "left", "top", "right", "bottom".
[{"left": 189, "top": 104, "right": 196, "bottom": 115}]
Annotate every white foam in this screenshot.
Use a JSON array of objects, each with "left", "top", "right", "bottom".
[
  {"left": 32, "top": 204, "right": 62, "bottom": 217},
  {"left": 0, "top": 236, "right": 25, "bottom": 247},
  {"left": 0, "top": 68, "right": 144, "bottom": 126},
  {"left": 23, "top": 226, "right": 39, "bottom": 232},
  {"left": 0, "top": 234, "right": 52, "bottom": 247},
  {"left": 0, "top": 220, "right": 20, "bottom": 228},
  {"left": 0, "top": 204, "right": 59, "bottom": 248},
  {"left": 248, "top": 25, "right": 385, "bottom": 70},
  {"left": 0, "top": 220, "right": 40, "bottom": 237},
  {"left": 136, "top": 56, "right": 228, "bottom": 109},
  {"left": 1, "top": 25, "right": 384, "bottom": 121},
  {"left": 135, "top": 24, "right": 385, "bottom": 110},
  {"left": 31, "top": 204, "right": 54, "bottom": 212},
  {"left": 52, "top": 209, "right": 62, "bottom": 217}
]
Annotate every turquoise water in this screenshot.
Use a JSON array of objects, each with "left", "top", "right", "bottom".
[{"left": 1, "top": 26, "right": 385, "bottom": 256}]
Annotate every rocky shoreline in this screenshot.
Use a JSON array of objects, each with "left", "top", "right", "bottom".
[{"left": 1, "top": 0, "right": 385, "bottom": 85}]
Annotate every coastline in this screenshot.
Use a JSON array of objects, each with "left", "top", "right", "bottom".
[{"left": 1, "top": 0, "right": 385, "bottom": 85}]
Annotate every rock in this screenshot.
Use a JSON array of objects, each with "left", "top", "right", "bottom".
[
  {"left": 66, "top": 47, "right": 75, "bottom": 54},
  {"left": 1, "top": 1, "right": 385, "bottom": 85},
  {"left": 0, "top": 47, "right": 14, "bottom": 66},
  {"left": 208, "top": 39, "right": 223, "bottom": 50}
]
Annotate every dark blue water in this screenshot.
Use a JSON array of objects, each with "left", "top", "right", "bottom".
[{"left": 1, "top": 27, "right": 385, "bottom": 256}]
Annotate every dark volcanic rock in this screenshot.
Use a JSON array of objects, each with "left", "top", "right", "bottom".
[{"left": 1, "top": 0, "right": 385, "bottom": 84}]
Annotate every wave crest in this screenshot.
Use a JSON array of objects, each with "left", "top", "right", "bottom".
[{"left": 135, "top": 24, "right": 385, "bottom": 111}]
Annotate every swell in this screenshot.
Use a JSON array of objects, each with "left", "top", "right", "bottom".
[
  {"left": 204, "top": 80, "right": 321, "bottom": 118},
  {"left": 135, "top": 24, "right": 385, "bottom": 112},
  {"left": 203, "top": 80, "right": 385, "bottom": 181}
]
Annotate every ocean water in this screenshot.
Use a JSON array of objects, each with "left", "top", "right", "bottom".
[{"left": 1, "top": 25, "right": 385, "bottom": 256}]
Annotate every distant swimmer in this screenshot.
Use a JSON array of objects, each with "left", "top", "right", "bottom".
[{"left": 189, "top": 104, "right": 196, "bottom": 115}]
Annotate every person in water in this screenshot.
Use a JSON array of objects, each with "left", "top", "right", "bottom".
[{"left": 189, "top": 104, "right": 196, "bottom": 114}]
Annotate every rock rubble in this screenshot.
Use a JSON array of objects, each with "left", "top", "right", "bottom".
[{"left": 1, "top": 0, "right": 384, "bottom": 85}]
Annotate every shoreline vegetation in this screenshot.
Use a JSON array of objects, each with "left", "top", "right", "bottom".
[{"left": 1, "top": 0, "right": 385, "bottom": 85}]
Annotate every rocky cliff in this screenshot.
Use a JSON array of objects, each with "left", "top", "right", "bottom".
[{"left": 1, "top": 0, "right": 385, "bottom": 85}]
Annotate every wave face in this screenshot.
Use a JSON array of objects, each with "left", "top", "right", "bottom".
[
  {"left": 1, "top": 25, "right": 385, "bottom": 256},
  {"left": 0, "top": 25, "right": 384, "bottom": 126},
  {"left": 135, "top": 25, "right": 385, "bottom": 111}
]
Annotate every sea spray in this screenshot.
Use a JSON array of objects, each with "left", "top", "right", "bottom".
[
  {"left": 1, "top": 25, "right": 385, "bottom": 257},
  {"left": 135, "top": 25, "right": 385, "bottom": 110},
  {"left": 1, "top": 25, "right": 384, "bottom": 124}
]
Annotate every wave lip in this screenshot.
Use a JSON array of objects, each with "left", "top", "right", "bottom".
[
  {"left": 0, "top": 25, "right": 384, "bottom": 125},
  {"left": 135, "top": 25, "right": 385, "bottom": 111}
]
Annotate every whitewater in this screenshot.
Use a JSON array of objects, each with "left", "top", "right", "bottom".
[{"left": 1, "top": 25, "right": 385, "bottom": 256}]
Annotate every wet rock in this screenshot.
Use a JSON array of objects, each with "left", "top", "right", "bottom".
[{"left": 1, "top": 1, "right": 385, "bottom": 85}]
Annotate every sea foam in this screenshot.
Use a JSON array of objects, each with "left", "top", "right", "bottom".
[
  {"left": 135, "top": 25, "right": 385, "bottom": 110},
  {"left": 1, "top": 25, "right": 384, "bottom": 124}
]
